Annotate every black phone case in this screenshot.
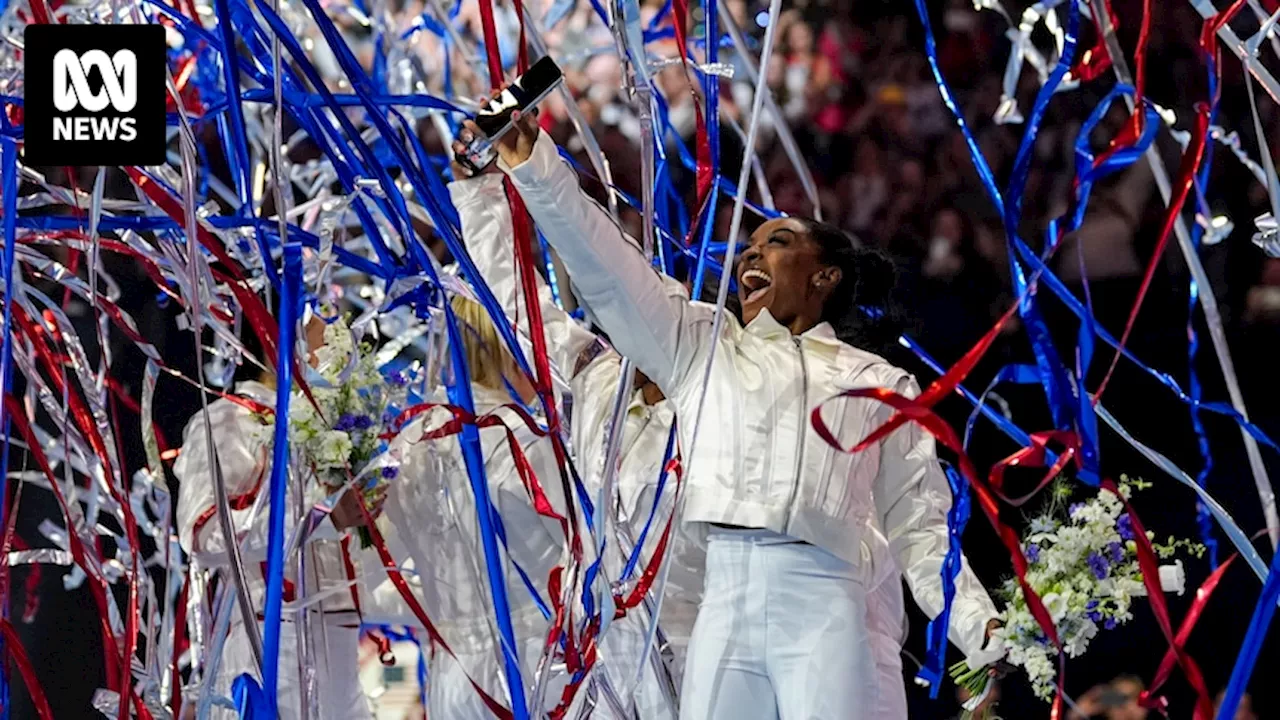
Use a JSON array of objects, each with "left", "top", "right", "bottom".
[
  {"left": 474, "top": 56, "right": 564, "bottom": 139},
  {"left": 455, "top": 57, "right": 564, "bottom": 174}
]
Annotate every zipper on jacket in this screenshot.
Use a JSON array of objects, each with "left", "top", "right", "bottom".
[{"left": 784, "top": 336, "right": 809, "bottom": 526}]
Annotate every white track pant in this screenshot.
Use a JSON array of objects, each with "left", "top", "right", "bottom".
[
  {"left": 867, "top": 577, "right": 909, "bottom": 719},
  {"left": 214, "top": 615, "right": 370, "bottom": 720},
  {"left": 680, "top": 528, "right": 878, "bottom": 720}
]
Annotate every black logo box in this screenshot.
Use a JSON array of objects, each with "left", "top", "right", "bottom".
[{"left": 23, "top": 24, "right": 167, "bottom": 167}]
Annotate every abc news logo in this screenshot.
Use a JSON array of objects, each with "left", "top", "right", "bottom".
[{"left": 24, "top": 25, "right": 165, "bottom": 166}]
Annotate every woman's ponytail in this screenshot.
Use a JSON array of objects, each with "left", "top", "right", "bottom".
[{"left": 803, "top": 219, "right": 911, "bottom": 361}]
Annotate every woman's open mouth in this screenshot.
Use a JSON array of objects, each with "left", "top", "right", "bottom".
[{"left": 740, "top": 268, "right": 773, "bottom": 306}]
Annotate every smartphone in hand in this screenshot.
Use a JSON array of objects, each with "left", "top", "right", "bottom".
[{"left": 456, "top": 56, "right": 564, "bottom": 174}]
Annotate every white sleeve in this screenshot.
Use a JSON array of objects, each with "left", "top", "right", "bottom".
[
  {"left": 172, "top": 402, "right": 266, "bottom": 556},
  {"left": 450, "top": 173, "right": 603, "bottom": 381},
  {"left": 872, "top": 374, "right": 1003, "bottom": 669},
  {"left": 501, "top": 131, "right": 712, "bottom": 396}
]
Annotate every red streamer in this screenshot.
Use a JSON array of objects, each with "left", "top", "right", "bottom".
[
  {"left": 0, "top": 619, "right": 55, "bottom": 720},
  {"left": 1105, "top": 480, "right": 1214, "bottom": 719},
  {"left": 813, "top": 388, "right": 1066, "bottom": 717},
  {"left": 2, "top": 396, "right": 124, "bottom": 693},
  {"left": 356, "top": 502, "right": 515, "bottom": 719},
  {"left": 10, "top": 305, "right": 143, "bottom": 716},
  {"left": 665, "top": 0, "right": 713, "bottom": 207},
  {"left": 1094, "top": 106, "right": 1209, "bottom": 401}
]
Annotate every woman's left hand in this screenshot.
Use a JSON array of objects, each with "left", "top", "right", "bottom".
[
  {"left": 330, "top": 489, "right": 366, "bottom": 529},
  {"left": 332, "top": 485, "right": 389, "bottom": 529},
  {"left": 984, "top": 619, "right": 1013, "bottom": 678}
]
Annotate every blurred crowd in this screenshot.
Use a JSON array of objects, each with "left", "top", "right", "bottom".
[{"left": 514, "top": 0, "right": 1280, "bottom": 369}]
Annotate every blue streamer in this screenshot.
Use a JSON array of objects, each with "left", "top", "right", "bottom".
[
  {"left": 232, "top": 674, "right": 267, "bottom": 718},
  {"left": 1187, "top": 54, "right": 1223, "bottom": 568},
  {"left": 913, "top": 0, "right": 1270, "bottom": 490},
  {"left": 261, "top": 242, "right": 302, "bottom": 716},
  {"left": 1215, "top": 525, "right": 1280, "bottom": 719},
  {"left": 690, "top": 183, "right": 721, "bottom": 298},
  {"left": 961, "top": 363, "right": 1044, "bottom": 453},
  {"left": 537, "top": 229, "right": 564, "bottom": 308},
  {"left": 252, "top": 4, "right": 559, "bottom": 706},
  {"left": 917, "top": 461, "right": 971, "bottom": 695},
  {"left": 12, "top": 0, "right": 1276, "bottom": 711},
  {"left": 490, "top": 504, "right": 552, "bottom": 620},
  {"left": 210, "top": 0, "right": 266, "bottom": 286},
  {"left": 999, "top": 0, "right": 1090, "bottom": 479},
  {"left": 0, "top": 136, "right": 18, "bottom": 720},
  {"left": 911, "top": 0, "right": 1004, "bottom": 214},
  {"left": 702, "top": 0, "right": 721, "bottom": 176},
  {"left": 620, "top": 423, "right": 678, "bottom": 582}
]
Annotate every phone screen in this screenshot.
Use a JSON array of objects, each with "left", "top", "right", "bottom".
[{"left": 474, "top": 56, "right": 564, "bottom": 139}]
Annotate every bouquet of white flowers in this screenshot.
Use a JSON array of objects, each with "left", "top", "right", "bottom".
[
  {"left": 951, "top": 477, "right": 1203, "bottom": 718},
  {"left": 255, "top": 312, "right": 415, "bottom": 547}
]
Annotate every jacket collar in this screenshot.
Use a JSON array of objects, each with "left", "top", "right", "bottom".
[
  {"left": 744, "top": 308, "right": 845, "bottom": 348},
  {"left": 627, "top": 388, "right": 675, "bottom": 420},
  {"left": 235, "top": 380, "right": 276, "bottom": 404}
]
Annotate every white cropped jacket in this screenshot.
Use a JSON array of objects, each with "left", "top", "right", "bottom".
[{"left": 500, "top": 132, "right": 1002, "bottom": 667}]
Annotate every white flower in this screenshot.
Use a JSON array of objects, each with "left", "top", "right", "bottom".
[
  {"left": 1159, "top": 560, "right": 1186, "bottom": 596},
  {"left": 314, "top": 430, "right": 354, "bottom": 469},
  {"left": 1029, "top": 516, "right": 1057, "bottom": 535},
  {"left": 1042, "top": 592, "right": 1070, "bottom": 623},
  {"left": 996, "top": 484, "right": 1203, "bottom": 708}
]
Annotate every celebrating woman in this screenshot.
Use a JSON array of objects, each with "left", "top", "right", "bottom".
[
  {"left": 469, "top": 112, "right": 1004, "bottom": 719},
  {"left": 377, "top": 295, "right": 565, "bottom": 719},
  {"left": 448, "top": 162, "right": 699, "bottom": 717},
  {"left": 174, "top": 313, "right": 376, "bottom": 719}
]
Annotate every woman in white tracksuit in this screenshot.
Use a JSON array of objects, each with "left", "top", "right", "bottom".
[
  {"left": 376, "top": 295, "right": 566, "bottom": 719},
  {"left": 174, "top": 317, "right": 374, "bottom": 720},
  {"left": 451, "top": 156, "right": 920, "bottom": 719},
  {"left": 448, "top": 168, "right": 701, "bottom": 718},
  {"left": 469, "top": 115, "right": 1005, "bottom": 719}
]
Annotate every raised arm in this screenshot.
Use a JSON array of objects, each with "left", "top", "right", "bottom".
[
  {"left": 490, "top": 123, "right": 710, "bottom": 397},
  {"left": 871, "top": 373, "right": 1004, "bottom": 669},
  {"left": 450, "top": 172, "right": 603, "bottom": 381}
]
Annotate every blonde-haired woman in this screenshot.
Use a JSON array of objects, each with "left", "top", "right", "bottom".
[
  {"left": 372, "top": 294, "right": 565, "bottom": 719},
  {"left": 447, "top": 162, "right": 704, "bottom": 718}
]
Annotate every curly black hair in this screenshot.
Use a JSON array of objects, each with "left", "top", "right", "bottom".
[{"left": 800, "top": 218, "right": 911, "bottom": 362}]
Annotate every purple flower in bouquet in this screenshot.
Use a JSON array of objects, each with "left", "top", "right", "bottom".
[
  {"left": 334, "top": 413, "right": 356, "bottom": 431},
  {"left": 381, "top": 466, "right": 399, "bottom": 480},
  {"left": 1107, "top": 541, "right": 1125, "bottom": 564},
  {"left": 1069, "top": 502, "right": 1085, "bottom": 518},
  {"left": 1104, "top": 617, "right": 1117, "bottom": 630},
  {"left": 1087, "top": 551, "right": 1110, "bottom": 580},
  {"left": 1086, "top": 599, "right": 1103, "bottom": 623},
  {"left": 1117, "top": 513, "right": 1135, "bottom": 541},
  {"left": 353, "top": 414, "right": 373, "bottom": 430},
  {"left": 1025, "top": 544, "right": 1041, "bottom": 563}
]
